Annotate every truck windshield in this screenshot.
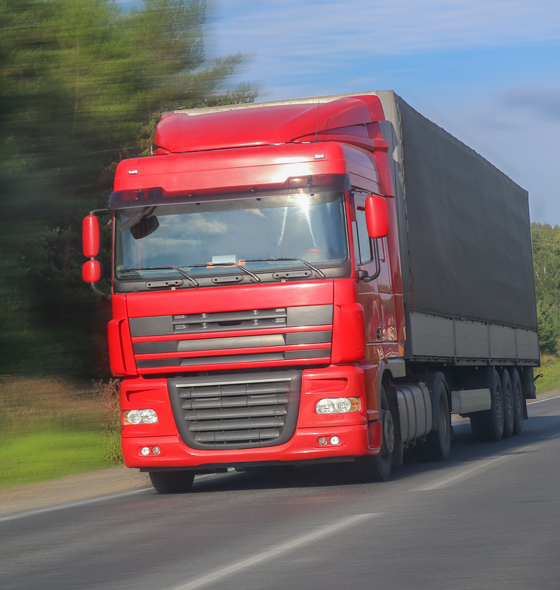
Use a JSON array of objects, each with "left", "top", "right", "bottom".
[{"left": 114, "top": 192, "right": 348, "bottom": 280}]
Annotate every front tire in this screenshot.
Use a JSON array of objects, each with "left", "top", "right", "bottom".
[
  {"left": 354, "top": 387, "right": 394, "bottom": 482},
  {"left": 149, "top": 471, "right": 195, "bottom": 494},
  {"left": 425, "top": 374, "right": 451, "bottom": 461}
]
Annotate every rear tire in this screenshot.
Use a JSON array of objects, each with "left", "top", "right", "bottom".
[
  {"left": 149, "top": 471, "right": 195, "bottom": 494},
  {"left": 354, "top": 387, "right": 393, "bottom": 482},
  {"left": 501, "top": 370, "right": 514, "bottom": 438},
  {"left": 511, "top": 369, "right": 524, "bottom": 435},
  {"left": 470, "top": 369, "right": 504, "bottom": 442}
]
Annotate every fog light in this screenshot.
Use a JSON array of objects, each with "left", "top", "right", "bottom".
[
  {"left": 318, "top": 437, "right": 328, "bottom": 446},
  {"left": 316, "top": 397, "right": 361, "bottom": 414},
  {"left": 330, "top": 436, "right": 340, "bottom": 446},
  {"left": 124, "top": 409, "right": 158, "bottom": 425},
  {"left": 140, "top": 446, "right": 150, "bottom": 456},
  {"left": 152, "top": 446, "right": 161, "bottom": 456}
]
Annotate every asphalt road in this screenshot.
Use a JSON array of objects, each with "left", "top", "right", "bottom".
[{"left": 1, "top": 396, "right": 559, "bottom": 590}]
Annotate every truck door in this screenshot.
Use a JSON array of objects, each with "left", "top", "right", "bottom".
[{"left": 352, "top": 192, "right": 397, "bottom": 360}]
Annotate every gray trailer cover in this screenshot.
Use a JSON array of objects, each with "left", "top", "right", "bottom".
[{"left": 393, "top": 96, "right": 536, "bottom": 329}]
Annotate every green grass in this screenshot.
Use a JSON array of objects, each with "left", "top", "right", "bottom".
[
  {"left": 536, "top": 355, "right": 560, "bottom": 396},
  {"left": 0, "top": 376, "right": 122, "bottom": 490},
  {"left": 0, "top": 431, "right": 109, "bottom": 490}
]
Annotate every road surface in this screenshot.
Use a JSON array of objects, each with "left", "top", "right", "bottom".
[{"left": 1, "top": 395, "right": 559, "bottom": 590}]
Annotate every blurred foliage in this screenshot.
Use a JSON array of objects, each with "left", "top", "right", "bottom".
[
  {"left": 0, "top": 0, "right": 256, "bottom": 377},
  {"left": 0, "top": 376, "right": 122, "bottom": 481},
  {"left": 0, "top": 375, "right": 109, "bottom": 487},
  {"left": 92, "top": 378, "right": 122, "bottom": 465},
  {"left": 535, "top": 354, "right": 560, "bottom": 395},
  {"left": 531, "top": 223, "right": 560, "bottom": 356}
]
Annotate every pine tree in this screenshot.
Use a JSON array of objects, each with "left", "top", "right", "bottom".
[{"left": 0, "top": 0, "right": 256, "bottom": 376}]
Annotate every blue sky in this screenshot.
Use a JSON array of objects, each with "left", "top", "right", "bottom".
[{"left": 122, "top": 0, "right": 560, "bottom": 224}]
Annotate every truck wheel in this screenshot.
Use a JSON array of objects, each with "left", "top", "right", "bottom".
[
  {"left": 501, "top": 370, "right": 514, "bottom": 438},
  {"left": 470, "top": 369, "right": 504, "bottom": 442},
  {"left": 424, "top": 375, "right": 451, "bottom": 461},
  {"left": 511, "top": 369, "right": 524, "bottom": 435},
  {"left": 354, "top": 388, "right": 394, "bottom": 482},
  {"left": 149, "top": 471, "right": 195, "bottom": 494}
]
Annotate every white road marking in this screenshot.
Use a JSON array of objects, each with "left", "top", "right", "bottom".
[
  {"left": 0, "top": 470, "right": 241, "bottom": 524},
  {"left": 529, "top": 394, "right": 560, "bottom": 405},
  {"left": 418, "top": 456, "right": 512, "bottom": 491},
  {"left": 170, "top": 513, "right": 380, "bottom": 590},
  {"left": 0, "top": 470, "right": 238, "bottom": 524},
  {"left": 419, "top": 430, "right": 560, "bottom": 492},
  {"left": 0, "top": 487, "right": 153, "bottom": 524}
]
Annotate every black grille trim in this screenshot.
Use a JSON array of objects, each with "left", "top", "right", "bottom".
[
  {"left": 168, "top": 370, "right": 302, "bottom": 450},
  {"left": 130, "top": 305, "right": 332, "bottom": 337}
]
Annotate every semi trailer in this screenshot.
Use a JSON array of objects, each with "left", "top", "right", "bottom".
[{"left": 83, "top": 91, "right": 539, "bottom": 492}]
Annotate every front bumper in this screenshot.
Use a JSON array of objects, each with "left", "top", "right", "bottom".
[{"left": 122, "top": 422, "right": 381, "bottom": 470}]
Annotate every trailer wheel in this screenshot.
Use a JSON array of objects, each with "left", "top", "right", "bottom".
[
  {"left": 501, "top": 370, "right": 514, "bottom": 438},
  {"left": 470, "top": 369, "right": 503, "bottom": 442},
  {"left": 511, "top": 369, "right": 524, "bottom": 435},
  {"left": 424, "top": 375, "right": 451, "bottom": 461},
  {"left": 354, "top": 388, "right": 393, "bottom": 482},
  {"left": 149, "top": 471, "right": 195, "bottom": 494}
]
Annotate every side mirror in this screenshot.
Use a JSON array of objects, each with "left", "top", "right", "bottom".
[
  {"left": 365, "top": 195, "right": 389, "bottom": 239},
  {"left": 83, "top": 215, "right": 100, "bottom": 257},
  {"left": 82, "top": 259, "right": 101, "bottom": 283},
  {"left": 82, "top": 213, "right": 111, "bottom": 299}
]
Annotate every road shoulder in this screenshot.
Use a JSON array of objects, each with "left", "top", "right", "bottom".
[{"left": 0, "top": 466, "right": 150, "bottom": 517}]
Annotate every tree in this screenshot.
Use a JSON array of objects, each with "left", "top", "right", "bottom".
[
  {"left": 0, "top": 0, "right": 256, "bottom": 377},
  {"left": 532, "top": 223, "right": 560, "bottom": 356}
]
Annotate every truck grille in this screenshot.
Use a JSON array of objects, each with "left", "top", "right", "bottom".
[
  {"left": 168, "top": 370, "right": 302, "bottom": 449},
  {"left": 130, "top": 305, "right": 333, "bottom": 373}
]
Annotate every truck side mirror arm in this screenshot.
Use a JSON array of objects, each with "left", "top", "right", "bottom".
[{"left": 358, "top": 241, "right": 382, "bottom": 283}]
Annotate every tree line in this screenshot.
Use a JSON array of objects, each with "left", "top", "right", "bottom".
[
  {"left": 0, "top": 0, "right": 256, "bottom": 377},
  {"left": 532, "top": 223, "right": 560, "bottom": 356}
]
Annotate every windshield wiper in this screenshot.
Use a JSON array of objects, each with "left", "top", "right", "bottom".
[
  {"left": 187, "top": 262, "right": 261, "bottom": 283},
  {"left": 244, "top": 258, "right": 326, "bottom": 279},
  {"left": 121, "top": 266, "right": 199, "bottom": 287}
]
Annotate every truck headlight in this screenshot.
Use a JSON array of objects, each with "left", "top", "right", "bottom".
[
  {"left": 123, "top": 409, "right": 158, "bottom": 425},
  {"left": 316, "top": 397, "right": 361, "bottom": 414}
]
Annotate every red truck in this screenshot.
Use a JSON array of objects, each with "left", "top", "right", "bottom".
[{"left": 83, "top": 91, "right": 539, "bottom": 493}]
